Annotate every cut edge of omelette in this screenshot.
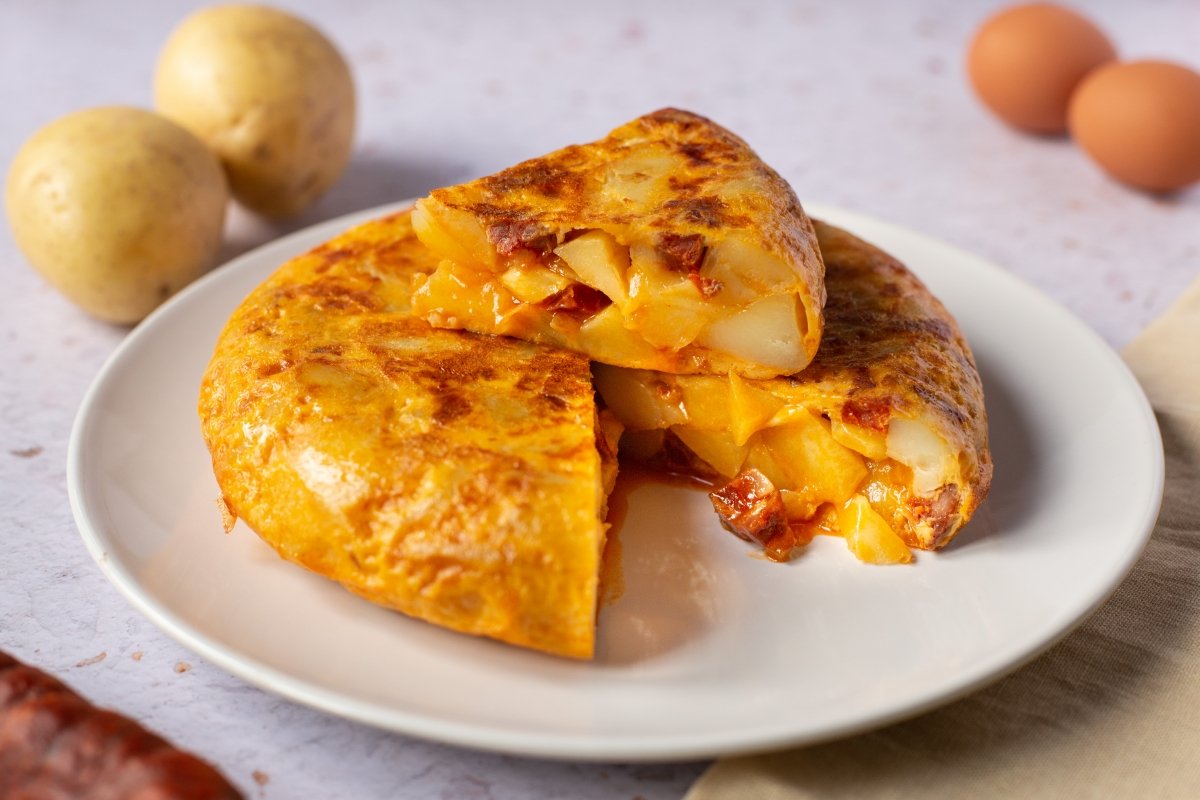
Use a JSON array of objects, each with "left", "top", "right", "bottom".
[
  {"left": 199, "top": 209, "right": 621, "bottom": 659},
  {"left": 594, "top": 220, "right": 992, "bottom": 565},
  {"left": 409, "top": 108, "right": 825, "bottom": 379}
]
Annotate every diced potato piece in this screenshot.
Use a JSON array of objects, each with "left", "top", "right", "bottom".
[
  {"left": 629, "top": 282, "right": 714, "bottom": 350},
  {"left": 500, "top": 264, "right": 572, "bottom": 304},
  {"left": 578, "top": 305, "right": 664, "bottom": 367},
  {"left": 779, "top": 490, "right": 818, "bottom": 523},
  {"left": 593, "top": 363, "right": 733, "bottom": 433},
  {"left": 626, "top": 243, "right": 676, "bottom": 289},
  {"left": 744, "top": 412, "right": 868, "bottom": 509},
  {"left": 695, "top": 293, "right": 807, "bottom": 373},
  {"left": 742, "top": 431, "right": 789, "bottom": 490},
  {"left": 886, "top": 417, "right": 953, "bottom": 495},
  {"left": 412, "top": 260, "right": 518, "bottom": 327},
  {"left": 729, "top": 373, "right": 786, "bottom": 446},
  {"left": 839, "top": 496, "right": 913, "bottom": 564},
  {"left": 554, "top": 230, "right": 630, "bottom": 305},
  {"left": 676, "top": 376, "right": 733, "bottom": 432},
  {"left": 701, "top": 236, "right": 798, "bottom": 306},
  {"left": 592, "top": 363, "right": 688, "bottom": 430},
  {"left": 671, "top": 425, "right": 750, "bottom": 478},
  {"left": 830, "top": 417, "right": 888, "bottom": 461},
  {"left": 412, "top": 198, "right": 495, "bottom": 269},
  {"left": 624, "top": 243, "right": 712, "bottom": 350},
  {"left": 624, "top": 262, "right": 715, "bottom": 350}
]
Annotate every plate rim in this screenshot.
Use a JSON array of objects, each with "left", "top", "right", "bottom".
[{"left": 67, "top": 200, "right": 1165, "bottom": 762}]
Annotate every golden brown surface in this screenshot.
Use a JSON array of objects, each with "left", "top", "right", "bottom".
[
  {"left": 596, "top": 221, "right": 991, "bottom": 555},
  {"left": 410, "top": 108, "right": 825, "bottom": 378},
  {"left": 199, "top": 210, "right": 614, "bottom": 659},
  {"left": 784, "top": 221, "right": 989, "bottom": 493}
]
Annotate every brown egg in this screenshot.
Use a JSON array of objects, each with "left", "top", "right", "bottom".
[
  {"left": 968, "top": 3, "right": 1116, "bottom": 134},
  {"left": 1069, "top": 60, "right": 1200, "bottom": 192}
]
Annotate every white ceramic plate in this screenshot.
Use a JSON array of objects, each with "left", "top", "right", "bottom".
[{"left": 69, "top": 202, "right": 1163, "bottom": 762}]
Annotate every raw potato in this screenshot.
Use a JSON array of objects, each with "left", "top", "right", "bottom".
[
  {"left": 5, "top": 107, "right": 228, "bottom": 324},
  {"left": 154, "top": 4, "right": 356, "bottom": 218}
]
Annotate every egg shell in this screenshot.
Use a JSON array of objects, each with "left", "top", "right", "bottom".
[
  {"left": 968, "top": 3, "right": 1116, "bottom": 134},
  {"left": 1069, "top": 60, "right": 1200, "bottom": 193}
]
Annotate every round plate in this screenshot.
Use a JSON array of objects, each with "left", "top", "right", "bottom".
[{"left": 69, "top": 202, "right": 1163, "bottom": 761}]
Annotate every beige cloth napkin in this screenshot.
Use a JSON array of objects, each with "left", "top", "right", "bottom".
[{"left": 687, "top": 276, "right": 1200, "bottom": 800}]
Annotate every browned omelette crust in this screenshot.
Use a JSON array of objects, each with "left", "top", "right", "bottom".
[
  {"left": 797, "top": 222, "right": 985, "bottom": 440},
  {"left": 789, "top": 221, "right": 993, "bottom": 547},
  {"left": 198, "top": 211, "right": 613, "bottom": 659},
  {"left": 415, "top": 108, "right": 826, "bottom": 377}
]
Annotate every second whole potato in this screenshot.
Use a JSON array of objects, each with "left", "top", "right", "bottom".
[{"left": 154, "top": 4, "right": 356, "bottom": 218}]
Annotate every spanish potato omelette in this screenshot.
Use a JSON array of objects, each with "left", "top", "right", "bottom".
[
  {"left": 199, "top": 107, "right": 991, "bottom": 657},
  {"left": 595, "top": 220, "right": 992, "bottom": 563},
  {"left": 411, "top": 109, "right": 826, "bottom": 378},
  {"left": 199, "top": 210, "right": 620, "bottom": 659}
]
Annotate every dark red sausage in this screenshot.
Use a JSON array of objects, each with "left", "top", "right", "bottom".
[{"left": 0, "top": 651, "right": 243, "bottom": 799}]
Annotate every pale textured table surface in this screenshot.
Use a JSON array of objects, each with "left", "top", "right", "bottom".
[{"left": 1, "top": 1, "right": 1196, "bottom": 798}]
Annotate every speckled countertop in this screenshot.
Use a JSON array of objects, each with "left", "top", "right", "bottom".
[{"left": 1, "top": 1, "right": 1196, "bottom": 797}]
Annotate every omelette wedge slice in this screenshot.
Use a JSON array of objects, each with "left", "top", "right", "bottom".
[
  {"left": 594, "top": 221, "right": 992, "bottom": 563},
  {"left": 410, "top": 108, "right": 826, "bottom": 378},
  {"left": 199, "top": 211, "right": 619, "bottom": 659}
]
